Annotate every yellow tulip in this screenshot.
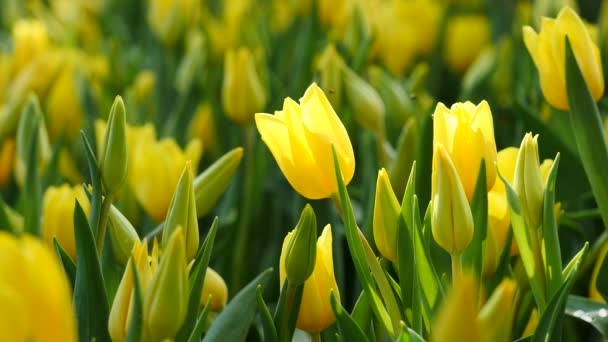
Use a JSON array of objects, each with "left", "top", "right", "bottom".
[
  {"left": 41, "top": 184, "right": 91, "bottom": 261},
  {"left": 129, "top": 131, "right": 202, "bottom": 222},
  {"left": 109, "top": 239, "right": 154, "bottom": 342},
  {"left": 523, "top": 6, "right": 604, "bottom": 110},
  {"left": 0, "top": 138, "right": 15, "bottom": 188},
  {"left": 513, "top": 133, "right": 545, "bottom": 230},
  {"left": 147, "top": 0, "right": 200, "bottom": 46},
  {"left": 280, "top": 225, "right": 339, "bottom": 333},
  {"left": 444, "top": 15, "right": 491, "bottom": 74},
  {"left": 431, "top": 272, "right": 480, "bottom": 342},
  {"left": 11, "top": 19, "right": 50, "bottom": 74},
  {"left": 189, "top": 103, "right": 217, "bottom": 154},
  {"left": 45, "top": 60, "right": 85, "bottom": 140},
  {"left": 431, "top": 144, "right": 474, "bottom": 255},
  {"left": 0, "top": 232, "right": 77, "bottom": 342},
  {"left": 222, "top": 47, "right": 267, "bottom": 125},
  {"left": 478, "top": 279, "right": 517, "bottom": 342},
  {"left": 433, "top": 100, "right": 497, "bottom": 201},
  {"left": 200, "top": 267, "right": 228, "bottom": 311},
  {"left": 255, "top": 83, "right": 355, "bottom": 199},
  {"left": 281, "top": 204, "right": 318, "bottom": 286}
]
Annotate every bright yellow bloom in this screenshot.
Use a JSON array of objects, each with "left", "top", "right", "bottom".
[
  {"left": 431, "top": 144, "right": 474, "bottom": 255},
  {"left": 0, "top": 232, "right": 77, "bottom": 342},
  {"left": 366, "top": 0, "right": 441, "bottom": 75},
  {"left": 432, "top": 272, "right": 480, "bottom": 342},
  {"left": 129, "top": 129, "right": 202, "bottom": 222},
  {"left": 222, "top": 47, "right": 267, "bottom": 125},
  {"left": 513, "top": 133, "right": 545, "bottom": 229},
  {"left": 433, "top": 100, "right": 497, "bottom": 201},
  {"left": 11, "top": 19, "right": 50, "bottom": 74},
  {"left": 373, "top": 168, "right": 401, "bottom": 263},
  {"left": 478, "top": 279, "right": 517, "bottom": 342},
  {"left": 109, "top": 239, "right": 154, "bottom": 342},
  {"left": 444, "top": 15, "right": 491, "bottom": 73},
  {"left": 200, "top": 267, "right": 228, "bottom": 311},
  {"left": 42, "top": 184, "right": 91, "bottom": 261},
  {"left": 523, "top": 6, "right": 604, "bottom": 110},
  {"left": 255, "top": 83, "right": 355, "bottom": 199},
  {"left": 280, "top": 225, "right": 339, "bottom": 333},
  {"left": 0, "top": 138, "right": 15, "bottom": 188},
  {"left": 45, "top": 60, "right": 85, "bottom": 140}
]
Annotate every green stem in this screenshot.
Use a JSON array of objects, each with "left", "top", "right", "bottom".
[
  {"left": 563, "top": 208, "right": 602, "bottom": 220},
  {"left": 310, "top": 332, "right": 321, "bottom": 342},
  {"left": 96, "top": 194, "right": 113, "bottom": 254},
  {"left": 451, "top": 253, "right": 462, "bottom": 285},
  {"left": 231, "top": 127, "right": 256, "bottom": 293}
]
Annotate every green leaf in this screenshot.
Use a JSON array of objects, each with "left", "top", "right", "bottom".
[
  {"left": 177, "top": 217, "right": 219, "bottom": 342},
  {"left": 187, "top": 299, "right": 212, "bottom": 342},
  {"left": 22, "top": 112, "right": 41, "bottom": 237},
  {"left": 81, "top": 131, "right": 103, "bottom": 237},
  {"left": 53, "top": 238, "right": 76, "bottom": 288},
  {"left": 463, "top": 160, "right": 488, "bottom": 280},
  {"left": 542, "top": 153, "right": 563, "bottom": 298},
  {"left": 532, "top": 243, "right": 587, "bottom": 342},
  {"left": 273, "top": 280, "right": 303, "bottom": 342},
  {"left": 351, "top": 291, "right": 373, "bottom": 339},
  {"left": 566, "top": 295, "right": 608, "bottom": 337},
  {"left": 203, "top": 268, "right": 273, "bottom": 342},
  {"left": 595, "top": 243, "right": 608, "bottom": 302},
  {"left": 41, "top": 136, "right": 63, "bottom": 188},
  {"left": 73, "top": 200, "right": 110, "bottom": 342},
  {"left": 125, "top": 262, "right": 143, "bottom": 342},
  {"left": 498, "top": 169, "right": 546, "bottom": 311},
  {"left": 0, "top": 195, "right": 16, "bottom": 233},
  {"left": 330, "top": 291, "right": 370, "bottom": 342},
  {"left": 565, "top": 37, "right": 608, "bottom": 230},
  {"left": 332, "top": 147, "right": 398, "bottom": 337},
  {"left": 256, "top": 285, "right": 278, "bottom": 342}
]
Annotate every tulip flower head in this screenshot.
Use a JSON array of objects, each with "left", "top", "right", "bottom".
[
  {"left": 279, "top": 225, "right": 340, "bottom": 333},
  {"left": 433, "top": 100, "right": 497, "bottom": 202},
  {"left": 373, "top": 168, "right": 401, "bottom": 263},
  {"left": 0, "top": 232, "right": 77, "bottom": 342},
  {"left": 255, "top": 83, "right": 355, "bottom": 199},
  {"left": 513, "top": 133, "right": 545, "bottom": 230},
  {"left": 523, "top": 6, "right": 604, "bottom": 110}
]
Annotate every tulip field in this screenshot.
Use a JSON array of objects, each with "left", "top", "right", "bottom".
[{"left": 2, "top": 0, "right": 608, "bottom": 341}]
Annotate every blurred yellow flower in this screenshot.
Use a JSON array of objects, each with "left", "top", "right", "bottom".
[
  {"left": 222, "top": 47, "right": 267, "bottom": 125},
  {"left": 444, "top": 15, "right": 491, "bottom": 73},
  {"left": 189, "top": 103, "right": 217, "bottom": 154},
  {"left": 130, "top": 131, "right": 202, "bottom": 221},
  {"left": 11, "top": 19, "right": 50, "bottom": 74},
  {"left": 523, "top": 6, "right": 604, "bottom": 110},
  {"left": 432, "top": 272, "right": 480, "bottom": 342},
  {"left": 280, "top": 224, "right": 339, "bottom": 333},
  {"left": 0, "top": 232, "right": 77, "bottom": 342},
  {"left": 148, "top": 0, "right": 200, "bottom": 46},
  {"left": 200, "top": 267, "right": 228, "bottom": 311},
  {"left": 373, "top": 168, "right": 401, "bottom": 263},
  {"left": 0, "top": 138, "right": 15, "bottom": 188},
  {"left": 42, "top": 184, "right": 91, "bottom": 261},
  {"left": 255, "top": 83, "right": 355, "bottom": 199},
  {"left": 433, "top": 100, "right": 497, "bottom": 201}
]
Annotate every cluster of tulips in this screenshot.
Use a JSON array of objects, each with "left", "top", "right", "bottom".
[{"left": 2, "top": 0, "right": 608, "bottom": 341}]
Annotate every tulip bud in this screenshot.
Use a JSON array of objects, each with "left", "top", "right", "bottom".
[
  {"left": 108, "top": 205, "right": 140, "bottom": 265},
  {"left": 281, "top": 204, "right": 318, "bottom": 286},
  {"left": 42, "top": 184, "right": 91, "bottom": 261},
  {"left": 163, "top": 162, "right": 199, "bottom": 261},
  {"left": 513, "top": 133, "right": 544, "bottom": 229},
  {"left": 0, "top": 138, "right": 15, "bottom": 188},
  {"left": 189, "top": 103, "right": 217, "bottom": 154},
  {"left": 194, "top": 147, "right": 243, "bottom": 217},
  {"left": 368, "top": 66, "right": 414, "bottom": 128},
  {"left": 222, "top": 47, "right": 267, "bottom": 125},
  {"left": 145, "top": 227, "right": 189, "bottom": 341},
  {"left": 200, "top": 267, "right": 228, "bottom": 311},
  {"left": 478, "top": 279, "right": 517, "bottom": 342},
  {"left": 280, "top": 225, "right": 340, "bottom": 333},
  {"left": 373, "top": 168, "right": 401, "bottom": 263},
  {"left": 99, "top": 96, "right": 128, "bottom": 196},
  {"left": 315, "top": 44, "right": 344, "bottom": 111},
  {"left": 109, "top": 239, "right": 153, "bottom": 342},
  {"left": 431, "top": 144, "right": 474, "bottom": 255},
  {"left": 343, "top": 66, "right": 385, "bottom": 133},
  {"left": 11, "top": 19, "right": 50, "bottom": 73},
  {"left": 15, "top": 95, "right": 51, "bottom": 187},
  {"left": 0, "top": 232, "right": 77, "bottom": 341},
  {"left": 45, "top": 60, "right": 85, "bottom": 140}
]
